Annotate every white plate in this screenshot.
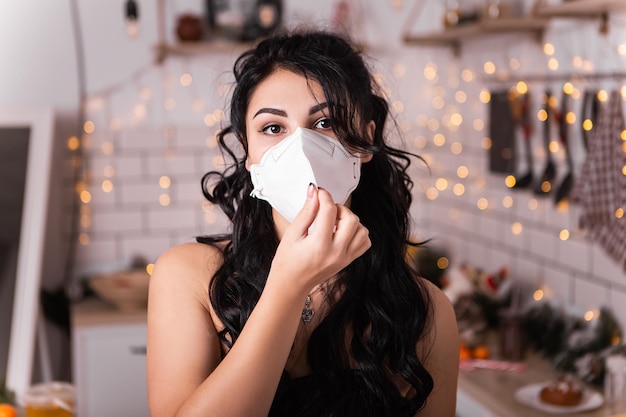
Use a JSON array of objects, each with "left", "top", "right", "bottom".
[{"left": 514, "top": 382, "right": 604, "bottom": 414}]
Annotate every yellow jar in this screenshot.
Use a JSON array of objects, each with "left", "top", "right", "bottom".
[{"left": 21, "top": 382, "right": 74, "bottom": 417}]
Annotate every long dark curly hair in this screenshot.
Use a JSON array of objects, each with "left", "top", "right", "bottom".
[{"left": 197, "top": 30, "right": 434, "bottom": 416}]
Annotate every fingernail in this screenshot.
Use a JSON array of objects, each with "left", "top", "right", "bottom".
[{"left": 307, "top": 182, "right": 316, "bottom": 199}]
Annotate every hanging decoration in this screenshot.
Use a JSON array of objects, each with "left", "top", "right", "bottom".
[
  {"left": 510, "top": 90, "right": 534, "bottom": 189},
  {"left": 553, "top": 89, "right": 574, "bottom": 205},
  {"left": 125, "top": 0, "right": 139, "bottom": 38},
  {"left": 533, "top": 89, "right": 556, "bottom": 196},
  {"left": 241, "top": 0, "right": 283, "bottom": 41},
  {"left": 574, "top": 90, "right": 626, "bottom": 271},
  {"left": 487, "top": 90, "right": 516, "bottom": 174},
  {"left": 569, "top": 89, "right": 601, "bottom": 204}
]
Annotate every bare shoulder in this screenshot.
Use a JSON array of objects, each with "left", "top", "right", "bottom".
[
  {"left": 147, "top": 241, "right": 226, "bottom": 416},
  {"left": 420, "top": 278, "right": 459, "bottom": 359},
  {"left": 154, "top": 241, "right": 223, "bottom": 279},
  {"left": 416, "top": 278, "right": 460, "bottom": 417},
  {"left": 149, "top": 241, "right": 226, "bottom": 326}
]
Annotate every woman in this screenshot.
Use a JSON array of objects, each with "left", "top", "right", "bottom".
[{"left": 147, "top": 30, "right": 459, "bottom": 417}]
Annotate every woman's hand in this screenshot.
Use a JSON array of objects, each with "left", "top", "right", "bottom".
[{"left": 270, "top": 184, "right": 371, "bottom": 293}]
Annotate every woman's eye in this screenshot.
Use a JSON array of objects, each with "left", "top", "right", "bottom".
[
  {"left": 314, "top": 118, "right": 333, "bottom": 130},
  {"left": 260, "top": 124, "right": 284, "bottom": 135}
]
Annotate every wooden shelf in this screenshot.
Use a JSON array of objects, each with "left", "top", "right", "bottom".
[
  {"left": 154, "top": 0, "right": 257, "bottom": 63},
  {"left": 154, "top": 40, "right": 253, "bottom": 63},
  {"left": 403, "top": 0, "right": 626, "bottom": 53},
  {"left": 403, "top": 16, "right": 548, "bottom": 54},
  {"left": 532, "top": 0, "right": 626, "bottom": 18}
]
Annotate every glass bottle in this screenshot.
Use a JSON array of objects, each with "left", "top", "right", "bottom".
[
  {"left": 443, "top": 0, "right": 460, "bottom": 28},
  {"left": 605, "top": 355, "right": 626, "bottom": 413}
]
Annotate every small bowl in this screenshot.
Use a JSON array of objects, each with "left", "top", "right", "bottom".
[{"left": 88, "top": 270, "right": 150, "bottom": 311}]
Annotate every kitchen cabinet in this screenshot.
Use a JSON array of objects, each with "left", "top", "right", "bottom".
[{"left": 72, "top": 299, "right": 149, "bottom": 417}]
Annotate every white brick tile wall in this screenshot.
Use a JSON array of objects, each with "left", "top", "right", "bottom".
[
  {"left": 573, "top": 277, "right": 609, "bottom": 311},
  {"left": 468, "top": 239, "right": 491, "bottom": 268},
  {"left": 479, "top": 213, "right": 503, "bottom": 243},
  {"left": 609, "top": 290, "right": 626, "bottom": 336},
  {"left": 542, "top": 265, "right": 572, "bottom": 303},
  {"left": 118, "top": 181, "right": 164, "bottom": 206},
  {"left": 176, "top": 179, "right": 204, "bottom": 204},
  {"left": 457, "top": 207, "right": 483, "bottom": 237},
  {"left": 86, "top": 182, "right": 117, "bottom": 207},
  {"left": 591, "top": 245, "right": 625, "bottom": 285},
  {"left": 90, "top": 209, "right": 144, "bottom": 234},
  {"left": 146, "top": 153, "right": 197, "bottom": 177},
  {"left": 545, "top": 205, "right": 572, "bottom": 230},
  {"left": 86, "top": 154, "right": 121, "bottom": 180},
  {"left": 73, "top": 237, "right": 119, "bottom": 275},
  {"left": 503, "top": 220, "right": 528, "bottom": 252},
  {"left": 514, "top": 192, "right": 548, "bottom": 223},
  {"left": 118, "top": 127, "right": 169, "bottom": 151},
  {"left": 199, "top": 151, "right": 230, "bottom": 174},
  {"left": 147, "top": 206, "right": 198, "bottom": 231},
  {"left": 171, "top": 232, "right": 203, "bottom": 247},
  {"left": 174, "top": 126, "right": 213, "bottom": 148},
  {"left": 119, "top": 234, "right": 173, "bottom": 264},
  {"left": 527, "top": 226, "right": 558, "bottom": 262},
  {"left": 556, "top": 235, "right": 591, "bottom": 274},
  {"left": 197, "top": 213, "right": 230, "bottom": 237},
  {"left": 112, "top": 154, "right": 145, "bottom": 178}
]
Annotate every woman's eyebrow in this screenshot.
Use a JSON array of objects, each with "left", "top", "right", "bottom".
[
  {"left": 252, "top": 102, "right": 328, "bottom": 118},
  {"left": 309, "top": 102, "right": 328, "bottom": 115},
  {"left": 253, "top": 107, "right": 287, "bottom": 118}
]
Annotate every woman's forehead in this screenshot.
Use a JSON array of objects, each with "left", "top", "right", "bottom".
[{"left": 247, "top": 69, "right": 326, "bottom": 114}]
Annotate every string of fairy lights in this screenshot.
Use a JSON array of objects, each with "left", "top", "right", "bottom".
[
  {"left": 406, "top": 29, "right": 626, "bottom": 317},
  {"left": 72, "top": 76, "right": 228, "bottom": 215},
  {"left": 413, "top": 40, "right": 626, "bottom": 220}
]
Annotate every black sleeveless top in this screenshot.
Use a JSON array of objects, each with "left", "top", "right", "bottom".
[{"left": 268, "top": 370, "right": 418, "bottom": 417}]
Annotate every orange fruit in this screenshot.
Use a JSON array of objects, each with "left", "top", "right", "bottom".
[
  {"left": 473, "top": 345, "right": 490, "bottom": 360},
  {"left": 459, "top": 344, "right": 472, "bottom": 361},
  {"left": 0, "top": 403, "right": 16, "bottom": 417}
]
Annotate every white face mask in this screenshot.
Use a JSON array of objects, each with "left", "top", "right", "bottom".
[{"left": 249, "top": 127, "right": 361, "bottom": 223}]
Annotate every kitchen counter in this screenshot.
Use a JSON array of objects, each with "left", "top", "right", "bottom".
[
  {"left": 458, "top": 353, "right": 616, "bottom": 417},
  {"left": 72, "top": 297, "right": 147, "bottom": 326}
]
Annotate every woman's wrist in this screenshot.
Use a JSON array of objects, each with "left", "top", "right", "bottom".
[{"left": 263, "top": 270, "right": 311, "bottom": 305}]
